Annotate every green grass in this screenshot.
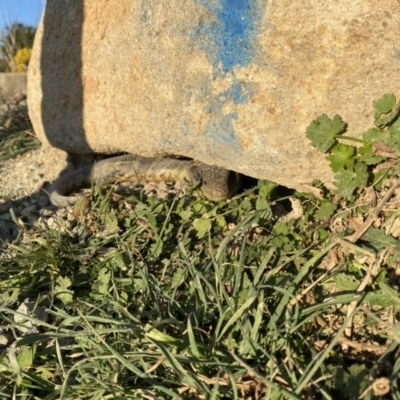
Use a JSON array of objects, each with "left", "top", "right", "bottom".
[
  {"left": 2, "top": 97, "right": 400, "bottom": 399},
  {"left": 1, "top": 180, "right": 399, "bottom": 399}
]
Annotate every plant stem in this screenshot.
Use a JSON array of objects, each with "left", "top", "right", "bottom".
[{"left": 334, "top": 135, "right": 365, "bottom": 144}]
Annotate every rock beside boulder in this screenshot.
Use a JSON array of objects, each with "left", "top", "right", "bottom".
[{"left": 27, "top": 0, "right": 400, "bottom": 191}]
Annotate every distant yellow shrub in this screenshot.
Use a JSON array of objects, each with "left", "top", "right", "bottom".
[{"left": 13, "top": 47, "right": 32, "bottom": 72}]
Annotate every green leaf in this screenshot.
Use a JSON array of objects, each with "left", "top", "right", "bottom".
[
  {"left": 358, "top": 142, "right": 385, "bottom": 165},
  {"left": 258, "top": 180, "right": 277, "bottom": 198},
  {"left": 273, "top": 221, "right": 289, "bottom": 235},
  {"left": 192, "top": 203, "right": 208, "bottom": 214},
  {"left": 37, "top": 367, "right": 54, "bottom": 380},
  {"left": 179, "top": 210, "right": 192, "bottom": 222},
  {"left": 145, "top": 326, "right": 185, "bottom": 348},
  {"left": 362, "top": 127, "right": 385, "bottom": 143},
  {"left": 224, "top": 335, "right": 238, "bottom": 351},
  {"left": 306, "top": 114, "right": 346, "bottom": 152},
  {"left": 374, "top": 94, "right": 400, "bottom": 128},
  {"left": 256, "top": 197, "right": 270, "bottom": 211},
  {"left": 373, "top": 93, "right": 396, "bottom": 119},
  {"left": 390, "top": 324, "right": 400, "bottom": 343},
  {"left": 237, "top": 286, "right": 251, "bottom": 308},
  {"left": 378, "top": 282, "right": 400, "bottom": 310},
  {"left": 17, "top": 346, "right": 33, "bottom": 369},
  {"left": 171, "top": 268, "right": 186, "bottom": 289},
  {"left": 55, "top": 276, "right": 73, "bottom": 305},
  {"left": 314, "top": 201, "right": 337, "bottom": 219},
  {"left": 325, "top": 143, "right": 355, "bottom": 172},
  {"left": 387, "top": 126, "right": 400, "bottom": 156},
  {"left": 216, "top": 215, "right": 226, "bottom": 228},
  {"left": 361, "top": 227, "right": 397, "bottom": 249},
  {"left": 271, "top": 234, "right": 290, "bottom": 248},
  {"left": 193, "top": 218, "right": 212, "bottom": 238},
  {"left": 97, "top": 267, "right": 111, "bottom": 295},
  {"left": 334, "top": 163, "right": 369, "bottom": 200},
  {"left": 333, "top": 273, "right": 360, "bottom": 291},
  {"left": 104, "top": 211, "right": 118, "bottom": 232},
  {"left": 333, "top": 365, "right": 369, "bottom": 399},
  {"left": 389, "top": 117, "right": 400, "bottom": 136}
]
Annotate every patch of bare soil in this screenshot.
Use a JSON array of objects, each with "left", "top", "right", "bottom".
[
  {"left": 0, "top": 144, "right": 68, "bottom": 244},
  {"left": 0, "top": 96, "right": 69, "bottom": 205},
  {"left": 0, "top": 145, "right": 68, "bottom": 202}
]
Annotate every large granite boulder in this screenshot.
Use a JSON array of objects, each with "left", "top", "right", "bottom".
[{"left": 27, "top": 0, "right": 400, "bottom": 191}]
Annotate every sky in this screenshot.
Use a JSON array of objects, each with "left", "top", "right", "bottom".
[{"left": 0, "top": 0, "right": 45, "bottom": 30}]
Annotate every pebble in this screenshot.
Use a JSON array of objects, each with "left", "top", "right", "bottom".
[
  {"left": 21, "top": 204, "right": 38, "bottom": 215},
  {"left": 0, "top": 331, "right": 9, "bottom": 347},
  {"left": 39, "top": 208, "right": 56, "bottom": 217},
  {"left": 0, "top": 203, "right": 10, "bottom": 213},
  {"left": 14, "top": 298, "right": 48, "bottom": 336}
]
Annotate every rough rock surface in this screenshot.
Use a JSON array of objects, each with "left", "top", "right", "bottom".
[{"left": 27, "top": 0, "right": 400, "bottom": 191}]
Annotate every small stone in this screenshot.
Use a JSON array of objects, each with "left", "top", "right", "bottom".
[
  {"left": 0, "top": 333, "right": 9, "bottom": 347},
  {"left": 37, "top": 218, "right": 49, "bottom": 229},
  {"left": 67, "top": 212, "right": 76, "bottom": 222},
  {"left": 36, "top": 200, "right": 51, "bottom": 209},
  {"left": 55, "top": 208, "right": 68, "bottom": 218},
  {"left": 0, "top": 204, "right": 10, "bottom": 213},
  {"left": 46, "top": 217, "right": 55, "bottom": 228},
  {"left": 21, "top": 204, "right": 39, "bottom": 215},
  {"left": 14, "top": 298, "right": 48, "bottom": 336},
  {"left": 39, "top": 208, "right": 56, "bottom": 217},
  {"left": 12, "top": 92, "right": 27, "bottom": 104}
]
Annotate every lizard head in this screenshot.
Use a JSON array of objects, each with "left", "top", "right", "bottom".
[{"left": 187, "top": 163, "right": 242, "bottom": 201}]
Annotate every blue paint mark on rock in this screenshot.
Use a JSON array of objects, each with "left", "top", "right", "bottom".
[
  {"left": 194, "top": 0, "right": 260, "bottom": 73},
  {"left": 228, "top": 78, "right": 254, "bottom": 105},
  {"left": 191, "top": 0, "right": 262, "bottom": 153}
]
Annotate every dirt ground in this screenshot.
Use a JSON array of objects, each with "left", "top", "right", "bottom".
[{"left": 0, "top": 145, "right": 68, "bottom": 202}]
